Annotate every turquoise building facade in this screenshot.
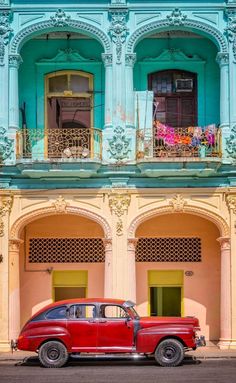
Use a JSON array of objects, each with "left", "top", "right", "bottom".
[{"left": 1, "top": 0, "right": 236, "bottom": 351}]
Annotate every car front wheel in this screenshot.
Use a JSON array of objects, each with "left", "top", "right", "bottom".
[
  {"left": 38, "top": 341, "right": 69, "bottom": 368},
  {"left": 154, "top": 339, "right": 184, "bottom": 367}
]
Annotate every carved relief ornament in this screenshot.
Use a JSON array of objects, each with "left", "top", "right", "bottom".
[
  {"left": 108, "top": 192, "right": 131, "bottom": 217},
  {"left": 226, "top": 10, "right": 236, "bottom": 61},
  {"left": 226, "top": 194, "right": 236, "bottom": 214},
  {"left": 109, "top": 9, "right": 128, "bottom": 63},
  {"left": 108, "top": 126, "right": 131, "bottom": 161},
  {"left": 169, "top": 194, "right": 187, "bottom": 212},
  {"left": 0, "top": 195, "right": 13, "bottom": 237},
  {"left": 0, "top": 10, "right": 12, "bottom": 65},
  {"left": 52, "top": 195, "right": 69, "bottom": 213},
  {"left": 226, "top": 125, "right": 236, "bottom": 159}
]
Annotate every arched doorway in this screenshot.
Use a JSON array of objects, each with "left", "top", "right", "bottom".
[
  {"left": 134, "top": 213, "right": 221, "bottom": 341},
  {"left": 46, "top": 70, "right": 93, "bottom": 158},
  {"left": 19, "top": 214, "right": 105, "bottom": 327}
]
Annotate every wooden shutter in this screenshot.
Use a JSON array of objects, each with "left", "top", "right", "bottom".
[{"left": 166, "top": 98, "right": 179, "bottom": 127}]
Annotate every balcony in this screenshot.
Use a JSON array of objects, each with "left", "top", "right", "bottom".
[
  {"left": 16, "top": 127, "right": 102, "bottom": 162},
  {"left": 136, "top": 123, "right": 222, "bottom": 160}
]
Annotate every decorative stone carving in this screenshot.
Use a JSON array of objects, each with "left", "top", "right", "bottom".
[
  {"left": 116, "top": 218, "right": 123, "bottom": 236},
  {"left": 10, "top": 19, "right": 111, "bottom": 56},
  {"left": 226, "top": 10, "right": 236, "bottom": 61},
  {"left": 226, "top": 194, "right": 236, "bottom": 214},
  {"left": 216, "top": 52, "right": 229, "bottom": 66},
  {"left": 50, "top": 9, "right": 71, "bottom": 27},
  {"left": 125, "top": 53, "right": 136, "bottom": 66},
  {"left": 102, "top": 238, "right": 112, "bottom": 251},
  {"left": 108, "top": 126, "right": 131, "bottom": 161},
  {"left": 39, "top": 48, "right": 95, "bottom": 63},
  {"left": 9, "top": 238, "right": 23, "bottom": 252},
  {"left": 109, "top": 10, "right": 128, "bottom": 63},
  {"left": 102, "top": 53, "right": 113, "bottom": 66},
  {"left": 0, "top": 10, "right": 12, "bottom": 65},
  {"left": 226, "top": 125, "right": 236, "bottom": 159},
  {"left": 217, "top": 237, "right": 231, "bottom": 250},
  {"left": 108, "top": 192, "right": 131, "bottom": 217},
  {"left": 127, "top": 238, "right": 138, "bottom": 251},
  {"left": 0, "top": 195, "right": 13, "bottom": 237},
  {"left": 169, "top": 194, "right": 187, "bottom": 212},
  {"left": 52, "top": 195, "right": 69, "bottom": 213},
  {"left": 9, "top": 54, "right": 22, "bottom": 68},
  {"left": 0, "top": 127, "right": 14, "bottom": 161},
  {"left": 127, "top": 14, "right": 227, "bottom": 55},
  {"left": 166, "top": 9, "right": 187, "bottom": 26}
]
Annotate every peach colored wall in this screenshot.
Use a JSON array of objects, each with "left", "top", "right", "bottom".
[
  {"left": 20, "top": 214, "right": 104, "bottom": 327},
  {"left": 136, "top": 213, "right": 221, "bottom": 341}
]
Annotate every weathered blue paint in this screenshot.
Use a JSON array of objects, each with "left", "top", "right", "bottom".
[{"left": 0, "top": 0, "right": 236, "bottom": 189}]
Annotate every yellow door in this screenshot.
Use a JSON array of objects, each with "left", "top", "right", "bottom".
[
  {"left": 52, "top": 270, "right": 88, "bottom": 302},
  {"left": 148, "top": 270, "right": 183, "bottom": 317}
]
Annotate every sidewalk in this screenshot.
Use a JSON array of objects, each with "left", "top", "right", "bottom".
[{"left": 1, "top": 346, "right": 236, "bottom": 362}]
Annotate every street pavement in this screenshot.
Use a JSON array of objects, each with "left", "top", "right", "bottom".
[{"left": 0, "top": 357, "right": 236, "bottom": 383}]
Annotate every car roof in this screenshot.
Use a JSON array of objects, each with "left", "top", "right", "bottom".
[{"left": 30, "top": 298, "right": 127, "bottom": 320}]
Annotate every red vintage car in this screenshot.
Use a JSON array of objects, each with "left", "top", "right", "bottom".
[{"left": 12, "top": 298, "right": 205, "bottom": 368}]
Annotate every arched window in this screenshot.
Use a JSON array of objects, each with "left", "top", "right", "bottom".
[
  {"left": 148, "top": 70, "right": 197, "bottom": 127},
  {"left": 45, "top": 71, "right": 93, "bottom": 158},
  {"left": 46, "top": 71, "right": 93, "bottom": 130}
]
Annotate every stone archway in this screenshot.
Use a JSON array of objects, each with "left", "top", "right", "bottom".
[
  {"left": 9, "top": 202, "right": 112, "bottom": 339},
  {"left": 127, "top": 201, "right": 231, "bottom": 347},
  {"left": 126, "top": 10, "right": 228, "bottom": 54},
  {"left": 10, "top": 13, "right": 111, "bottom": 55}
]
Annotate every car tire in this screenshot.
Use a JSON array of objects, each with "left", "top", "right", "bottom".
[
  {"left": 154, "top": 339, "right": 184, "bottom": 367},
  {"left": 38, "top": 341, "right": 69, "bottom": 368}
]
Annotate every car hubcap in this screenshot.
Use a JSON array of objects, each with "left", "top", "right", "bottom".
[
  {"left": 47, "top": 347, "right": 60, "bottom": 361},
  {"left": 163, "top": 346, "right": 176, "bottom": 360}
]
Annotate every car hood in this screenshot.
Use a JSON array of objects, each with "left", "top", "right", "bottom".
[{"left": 139, "top": 316, "right": 200, "bottom": 329}]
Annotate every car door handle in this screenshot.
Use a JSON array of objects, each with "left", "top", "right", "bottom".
[
  {"left": 99, "top": 320, "right": 107, "bottom": 323},
  {"left": 88, "top": 319, "right": 96, "bottom": 323}
]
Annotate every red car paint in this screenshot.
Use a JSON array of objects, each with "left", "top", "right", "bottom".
[{"left": 16, "top": 298, "right": 204, "bottom": 357}]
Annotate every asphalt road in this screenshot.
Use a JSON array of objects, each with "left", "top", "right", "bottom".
[{"left": 0, "top": 356, "right": 236, "bottom": 383}]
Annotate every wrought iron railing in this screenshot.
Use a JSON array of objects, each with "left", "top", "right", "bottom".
[
  {"left": 136, "top": 123, "right": 222, "bottom": 159},
  {"left": 16, "top": 127, "right": 102, "bottom": 160}
]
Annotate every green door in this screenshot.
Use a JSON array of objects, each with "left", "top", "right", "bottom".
[{"left": 148, "top": 270, "right": 183, "bottom": 317}]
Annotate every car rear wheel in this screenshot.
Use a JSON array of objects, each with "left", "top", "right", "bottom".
[
  {"left": 154, "top": 339, "right": 184, "bottom": 367},
  {"left": 38, "top": 341, "right": 69, "bottom": 368}
]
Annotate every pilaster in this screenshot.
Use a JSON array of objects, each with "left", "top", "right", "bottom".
[
  {"left": 0, "top": 194, "right": 13, "bottom": 351},
  {"left": 226, "top": 194, "right": 236, "bottom": 348},
  {"left": 226, "top": 10, "right": 236, "bottom": 143}
]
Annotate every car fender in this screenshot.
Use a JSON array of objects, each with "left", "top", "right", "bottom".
[
  {"left": 136, "top": 324, "right": 195, "bottom": 353},
  {"left": 18, "top": 325, "right": 72, "bottom": 352}
]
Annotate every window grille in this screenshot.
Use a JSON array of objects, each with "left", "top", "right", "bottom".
[
  {"left": 136, "top": 237, "right": 201, "bottom": 262},
  {"left": 28, "top": 238, "right": 105, "bottom": 263}
]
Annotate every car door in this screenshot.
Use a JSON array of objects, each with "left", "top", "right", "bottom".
[
  {"left": 97, "top": 304, "right": 134, "bottom": 352},
  {"left": 66, "top": 304, "right": 98, "bottom": 352}
]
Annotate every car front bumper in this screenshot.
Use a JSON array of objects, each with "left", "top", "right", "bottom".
[{"left": 196, "top": 335, "right": 206, "bottom": 347}]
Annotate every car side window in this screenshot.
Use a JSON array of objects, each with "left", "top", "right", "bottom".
[
  {"left": 68, "top": 304, "right": 96, "bottom": 319},
  {"left": 45, "top": 306, "right": 67, "bottom": 320},
  {"left": 100, "top": 305, "right": 129, "bottom": 319}
]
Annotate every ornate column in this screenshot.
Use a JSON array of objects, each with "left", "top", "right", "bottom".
[
  {"left": 224, "top": 10, "right": 236, "bottom": 161},
  {"left": 0, "top": 10, "right": 12, "bottom": 128},
  {"left": 125, "top": 53, "right": 136, "bottom": 128},
  {"left": 0, "top": 194, "right": 13, "bottom": 351},
  {"left": 9, "top": 54, "right": 22, "bottom": 131},
  {"left": 102, "top": 54, "right": 113, "bottom": 128},
  {"left": 9, "top": 238, "right": 23, "bottom": 340},
  {"left": 103, "top": 238, "right": 113, "bottom": 298},
  {"left": 108, "top": 191, "right": 133, "bottom": 300},
  {"left": 217, "top": 237, "right": 231, "bottom": 349},
  {"left": 226, "top": 194, "right": 236, "bottom": 348},
  {"left": 127, "top": 238, "right": 137, "bottom": 303},
  {"left": 216, "top": 52, "right": 230, "bottom": 159}
]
